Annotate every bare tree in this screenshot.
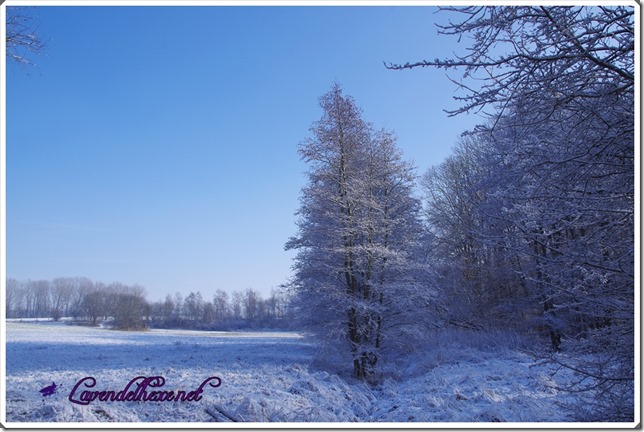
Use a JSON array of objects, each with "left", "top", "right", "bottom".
[
  {"left": 386, "top": 6, "right": 634, "bottom": 121},
  {"left": 6, "top": 7, "right": 46, "bottom": 65},
  {"left": 81, "top": 288, "right": 106, "bottom": 326},
  {"left": 50, "top": 277, "right": 75, "bottom": 320},
  {"left": 230, "top": 291, "right": 243, "bottom": 320},
  {"left": 242, "top": 288, "right": 260, "bottom": 321},
  {"left": 421, "top": 136, "right": 526, "bottom": 329},
  {"left": 184, "top": 291, "right": 204, "bottom": 324},
  {"left": 391, "top": 6, "right": 634, "bottom": 420},
  {"left": 201, "top": 301, "right": 215, "bottom": 326},
  {"left": 112, "top": 292, "right": 149, "bottom": 330},
  {"left": 69, "top": 277, "right": 94, "bottom": 318},
  {"left": 173, "top": 292, "right": 184, "bottom": 322},
  {"left": 212, "top": 290, "right": 230, "bottom": 323},
  {"left": 159, "top": 294, "right": 175, "bottom": 325},
  {"left": 31, "top": 280, "right": 51, "bottom": 318},
  {"left": 6, "top": 278, "right": 25, "bottom": 318}
]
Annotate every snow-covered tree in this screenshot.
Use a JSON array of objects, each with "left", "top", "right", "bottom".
[
  {"left": 212, "top": 289, "right": 231, "bottom": 322},
  {"left": 287, "top": 84, "right": 430, "bottom": 379},
  {"left": 394, "top": 6, "right": 634, "bottom": 420},
  {"left": 387, "top": 6, "right": 634, "bottom": 121},
  {"left": 184, "top": 291, "right": 204, "bottom": 322},
  {"left": 242, "top": 288, "right": 261, "bottom": 321},
  {"left": 421, "top": 136, "right": 526, "bottom": 329},
  {"left": 484, "top": 97, "right": 633, "bottom": 420}
]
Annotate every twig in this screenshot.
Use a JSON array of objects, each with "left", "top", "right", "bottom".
[{"left": 205, "top": 404, "right": 240, "bottom": 422}]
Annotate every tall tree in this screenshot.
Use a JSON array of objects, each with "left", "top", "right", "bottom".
[
  {"left": 286, "top": 84, "right": 429, "bottom": 379},
  {"left": 184, "top": 291, "right": 204, "bottom": 324},
  {"left": 212, "top": 289, "right": 231, "bottom": 323},
  {"left": 5, "top": 278, "right": 24, "bottom": 318},
  {"left": 50, "top": 277, "right": 75, "bottom": 320},
  {"left": 421, "top": 136, "right": 525, "bottom": 329},
  {"left": 391, "top": 6, "right": 634, "bottom": 420}
]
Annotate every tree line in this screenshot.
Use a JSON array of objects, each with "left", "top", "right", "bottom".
[
  {"left": 409, "top": 6, "right": 634, "bottom": 422},
  {"left": 148, "top": 288, "right": 291, "bottom": 330},
  {"left": 5, "top": 277, "right": 149, "bottom": 329},
  {"left": 288, "top": 5, "right": 633, "bottom": 421},
  {"left": 5, "top": 277, "right": 292, "bottom": 331}
]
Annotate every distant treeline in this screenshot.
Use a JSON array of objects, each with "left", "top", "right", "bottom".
[
  {"left": 5, "top": 277, "right": 292, "bottom": 331},
  {"left": 149, "top": 288, "right": 291, "bottom": 330}
]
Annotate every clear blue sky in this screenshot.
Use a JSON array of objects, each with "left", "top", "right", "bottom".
[{"left": 5, "top": 4, "right": 481, "bottom": 302}]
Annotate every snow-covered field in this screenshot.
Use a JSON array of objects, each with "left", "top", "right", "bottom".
[{"left": 4, "top": 320, "right": 590, "bottom": 425}]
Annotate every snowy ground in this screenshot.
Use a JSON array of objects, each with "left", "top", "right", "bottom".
[{"left": 4, "top": 320, "right": 590, "bottom": 425}]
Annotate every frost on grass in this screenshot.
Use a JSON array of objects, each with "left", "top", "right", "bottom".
[{"left": 6, "top": 321, "right": 580, "bottom": 423}]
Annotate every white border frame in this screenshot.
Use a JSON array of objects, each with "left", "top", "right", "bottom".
[{"left": 1, "top": 0, "right": 640, "bottom": 429}]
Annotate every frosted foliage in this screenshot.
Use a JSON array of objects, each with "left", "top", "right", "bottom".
[
  {"left": 414, "top": 6, "right": 634, "bottom": 421},
  {"left": 286, "top": 84, "right": 433, "bottom": 380}
]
